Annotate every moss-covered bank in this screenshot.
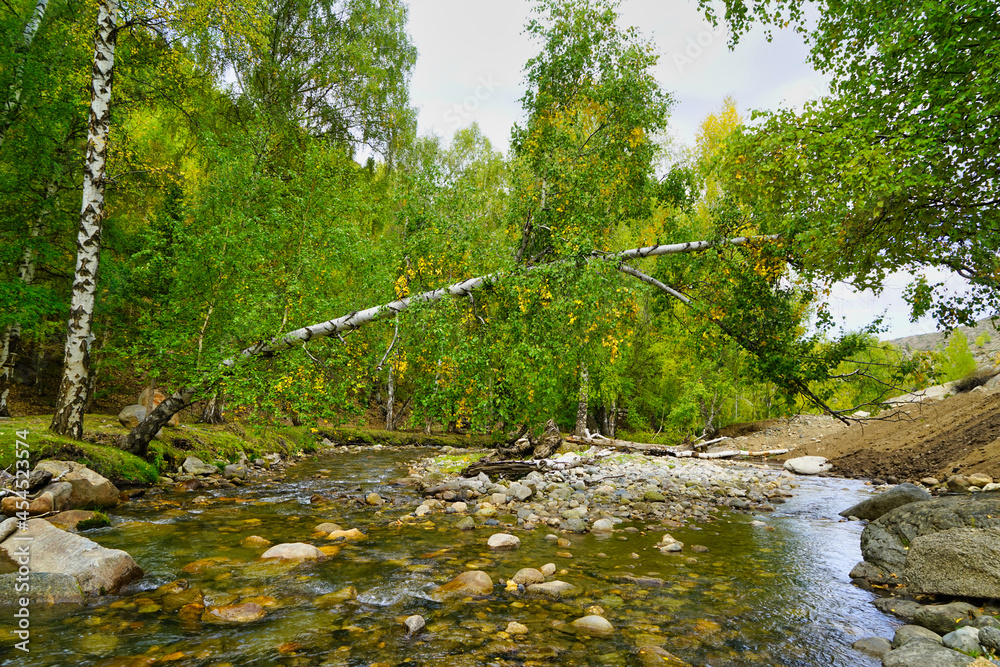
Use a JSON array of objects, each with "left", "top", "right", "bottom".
[{"left": 0, "top": 416, "right": 495, "bottom": 486}]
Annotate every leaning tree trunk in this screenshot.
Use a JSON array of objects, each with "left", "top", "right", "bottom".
[
  {"left": 574, "top": 364, "right": 589, "bottom": 437},
  {"left": 0, "top": 0, "right": 51, "bottom": 148},
  {"left": 124, "top": 235, "right": 776, "bottom": 456},
  {"left": 50, "top": 0, "right": 117, "bottom": 439}
]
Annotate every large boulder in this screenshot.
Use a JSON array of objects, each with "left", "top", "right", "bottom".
[
  {"left": 904, "top": 526, "right": 1000, "bottom": 598},
  {"left": 34, "top": 460, "right": 119, "bottom": 509},
  {"left": 0, "top": 518, "right": 141, "bottom": 595},
  {"left": 783, "top": 456, "right": 832, "bottom": 475},
  {"left": 117, "top": 404, "right": 146, "bottom": 428},
  {"left": 860, "top": 495, "right": 1000, "bottom": 573},
  {"left": 182, "top": 456, "right": 218, "bottom": 477},
  {"left": 839, "top": 483, "right": 931, "bottom": 521},
  {"left": 881, "top": 638, "right": 976, "bottom": 667}
]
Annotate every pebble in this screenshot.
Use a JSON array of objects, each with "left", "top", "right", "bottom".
[{"left": 487, "top": 533, "right": 520, "bottom": 550}]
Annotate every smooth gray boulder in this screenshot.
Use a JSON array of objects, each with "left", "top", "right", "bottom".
[
  {"left": 941, "top": 626, "right": 980, "bottom": 654},
  {"left": 913, "top": 602, "right": 979, "bottom": 636},
  {"left": 904, "top": 526, "right": 1000, "bottom": 598},
  {"left": 839, "top": 483, "right": 931, "bottom": 520},
  {"left": 882, "top": 638, "right": 976, "bottom": 667},
  {"left": 117, "top": 404, "right": 146, "bottom": 428},
  {"left": 0, "top": 518, "right": 141, "bottom": 595},
  {"left": 852, "top": 636, "right": 892, "bottom": 658},
  {"left": 980, "top": 626, "right": 1000, "bottom": 653},
  {"left": 893, "top": 625, "right": 943, "bottom": 648},
  {"left": 182, "top": 456, "right": 218, "bottom": 476},
  {"left": 861, "top": 495, "right": 1000, "bottom": 572},
  {"left": 782, "top": 456, "right": 832, "bottom": 475}
]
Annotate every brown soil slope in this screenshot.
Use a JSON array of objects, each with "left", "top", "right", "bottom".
[{"left": 787, "top": 388, "right": 1000, "bottom": 482}]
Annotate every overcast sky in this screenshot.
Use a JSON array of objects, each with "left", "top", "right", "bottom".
[{"left": 403, "top": 0, "right": 954, "bottom": 340}]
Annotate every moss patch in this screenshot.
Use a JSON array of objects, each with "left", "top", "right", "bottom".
[{"left": 318, "top": 427, "right": 492, "bottom": 449}]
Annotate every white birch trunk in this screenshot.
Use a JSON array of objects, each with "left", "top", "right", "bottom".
[
  {"left": 574, "top": 365, "right": 589, "bottom": 437},
  {"left": 0, "top": 0, "right": 50, "bottom": 147},
  {"left": 124, "top": 234, "right": 777, "bottom": 455},
  {"left": 50, "top": 0, "right": 117, "bottom": 438}
]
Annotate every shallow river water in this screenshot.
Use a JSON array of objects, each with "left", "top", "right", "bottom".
[{"left": 1, "top": 448, "right": 898, "bottom": 666}]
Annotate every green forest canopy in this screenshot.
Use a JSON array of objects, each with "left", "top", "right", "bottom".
[{"left": 0, "top": 0, "right": 995, "bottom": 454}]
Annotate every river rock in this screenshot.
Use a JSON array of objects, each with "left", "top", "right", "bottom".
[
  {"left": 181, "top": 456, "right": 218, "bottom": 476},
  {"left": 571, "top": 615, "right": 614, "bottom": 637},
  {"left": 241, "top": 535, "right": 272, "bottom": 548},
  {"left": 0, "top": 518, "right": 141, "bottom": 595},
  {"left": 326, "top": 528, "right": 365, "bottom": 541},
  {"left": 314, "top": 522, "right": 343, "bottom": 534},
  {"left": 893, "top": 625, "right": 943, "bottom": 648},
  {"left": 861, "top": 495, "right": 1000, "bottom": 573},
  {"left": 223, "top": 463, "right": 248, "bottom": 480},
  {"left": 979, "top": 626, "right": 1000, "bottom": 653},
  {"left": 508, "top": 482, "right": 533, "bottom": 501},
  {"left": 487, "top": 533, "right": 520, "bottom": 550},
  {"left": 431, "top": 570, "right": 494, "bottom": 600},
  {"left": 312, "top": 586, "right": 357, "bottom": 607},
  {"left": 782, "top": 456, "right": 832, "bottom": 475},
  {"left": 366, "top": 493, "right": 384, "bottom": 506},
  {"left": 512, "top": 568, "right": 544, "bottom": 585},
  {"left": 456, "top": 516, "right": 476, "bottom": 530},
  {"left": 404, "top": 614, "right": 425, "bottom": 635},
  {"left": 968, "top": 473, "right": 993, "bottom": 487},
  {"left": 874, "top": 597, "right": 923, "bottom": 622},
  {"left": 525, "top": 580, "right": 579, "bottom": 599},
  {"left": 948, "top": 475, "right": 972, "bottom": 493},
  {"left": 904, "top": 526, "right": 1000, "bottom": 598},
  {"left": 0, "top": 572, "right": 83, "bottom": 604},
  {"left": 203, "top": 602, "right": 266, "bottom": 624},
  {"left": 882, "top": 638, "right": 976, "bottom": 667},
  {"left": 260, "top": 543, "right": 325, "bottom": 560},
  {"left": 941, "top": 626, "right": 980, "bottom": 654},
  {"left": 34, "top": 460, "right": 119, "bottom": 509},
  {"left": 591, "top": 518, "right": 614, "bottom": 534},
  {"left": 839, "top": 483, "right": 931, "bottom": 521},
  {"left": 540, "top": 563, "right": 556, "bottom": 576},
  {"left": 117, "top": 404, "right": 147, "bottom": 428},
  {"left": 913, "top": 602, "right": 979, "bottom": 635},
  {"left": 48, "top": 509, "right": 100, "bottom": 530},
  {"left": 851, "top": 636, "right": 891, "bottom": 658},
  {"left": 2, "top": 481, "right": 73, "bottom": 516},
  {"left": 506, "top": 621, "right": 528, "bottom": 635}
]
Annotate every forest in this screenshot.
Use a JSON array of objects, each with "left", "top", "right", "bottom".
[{"left": 1, "top": 0, "right": 998, "bottom": 461}]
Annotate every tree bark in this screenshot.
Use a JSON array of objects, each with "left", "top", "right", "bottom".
[
  {"left": 200, "top": 393, "right": 226, "bottom": 424},
  {"left": 123, "top": 235, "right": 777, "bottom": 455},
  {"left": 574, "top": 364, "right": 589, "bottom": 437},
  {"left": 124, "top": 385, "right": 195, "bottom": 456},
  {"left": 50, "top": 0, "right": 118, "bottom": 439},
  {"left": 0, "top": 0, "right": 51, "bottom": 148}
]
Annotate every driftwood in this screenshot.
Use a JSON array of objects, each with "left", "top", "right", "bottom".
[
  {"left": 460, "top": 460, "right": 541, "bottom": 480},
  {"left": 564, "top": 435, "right": 788, "bottom": 460},
  {"left": 564, "top": 434, "right": 681, "bottom": 455}
]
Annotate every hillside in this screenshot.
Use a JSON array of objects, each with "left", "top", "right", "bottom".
[{"left": 887, "top": 316, "right": 1000, "bottom": 370}]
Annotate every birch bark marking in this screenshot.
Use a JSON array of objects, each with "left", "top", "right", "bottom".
[{"left": 50, "top": 0, "right": 118, "bottom": 438}]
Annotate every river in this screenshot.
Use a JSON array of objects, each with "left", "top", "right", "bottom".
[{"left": 1, "top": 448, "right": 898, "bottom": 666}]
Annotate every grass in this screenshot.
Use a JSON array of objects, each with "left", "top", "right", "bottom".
[
  {"left": 0, "top": 414, "right": 322, "bottom": 485},
  {"left": 0, "top": 414, "right": 499, "bottom": 486},
  {"left": 427, "top": 451, "right": 490, "bottom": 473}
]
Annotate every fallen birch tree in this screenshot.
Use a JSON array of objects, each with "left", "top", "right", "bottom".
[{"left": 124, "top": 235, "right": 777, "bottom": 457}]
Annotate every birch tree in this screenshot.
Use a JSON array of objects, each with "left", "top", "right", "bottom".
[
  {"left": 49, "top": 0, "right": 118, "bottom": 438},
  {"left": 0, "top": 0, "right": 50, "bottom": 147}
]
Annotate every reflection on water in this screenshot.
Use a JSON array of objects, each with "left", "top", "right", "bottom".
[{"left": 0, "top": 450, "right": 898, "bottom": 666}]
